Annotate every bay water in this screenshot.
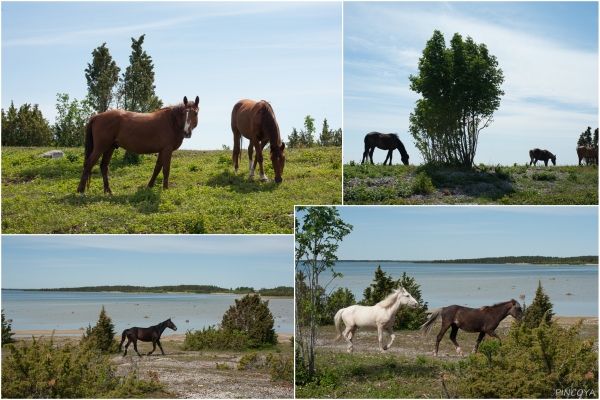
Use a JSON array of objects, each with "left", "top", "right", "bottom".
[
  {"left": 1, "top": 291, "right": 293, "bottom": 336},
  {"left": 327, "top": 262, "right": 598, "bottom": 317}
]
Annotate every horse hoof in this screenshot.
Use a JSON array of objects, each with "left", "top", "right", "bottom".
[{"left": 260, "top": 177, "right": 269, "bottom": 182}]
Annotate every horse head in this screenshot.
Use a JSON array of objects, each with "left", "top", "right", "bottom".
[
  {"left": 550, "top": 153, "right": 556, "bottom": 166},
  {"left": 260, "top": 102, "right": 285, "bottom": 183},
  {"left": 181, "top": 96, "right": 200, "bottom": 138},
  {"left": 509, "top": 299, "right": 523, "bottom": 321},
  {"left": 394, "top": 287, "right": 419, "bottom": 309},
  {"left": 271, "top": 142, "right": 286, "bottom": 183},
  {"left": 166, "top": 318, "right": 178, "bottom": 331}
]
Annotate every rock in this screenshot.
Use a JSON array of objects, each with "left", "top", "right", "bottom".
[{"left": 39, "top": 150, "right": 64, "bottom": 159}]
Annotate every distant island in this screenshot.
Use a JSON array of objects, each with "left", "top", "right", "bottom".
[
  {"left": 17, "top": 285, "right": 293, "bottom": 296},
  {"left": 336, "top": 256, "right": 598, "bottom": 265},
  {"left": 414, "top": 256, "right": 598, "bottom": 265}
]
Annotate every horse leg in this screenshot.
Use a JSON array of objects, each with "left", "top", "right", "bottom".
[
  {"left": 161, "top": 149, "right": 174, "bottom": 189},
  {"left": 544, "top": 159, "right": 548, "bottom": 167},
  {"left": 434, "top": 322, "right": 452, "bottom": 357},
  {"left": 147, "top": 152, "right": 163, "bottom": 188},
  {"left": 148, "top": 340, "right": 156, "bottom": 356},
  {"left": 133, "top": 340, "right": 141, "bottom": 357},
  {"left": 361, "top": 149, "right": 369, "bottom": 164},
  {"left": 100, "top": 145, "right": 117, "bottom": 195},
  {"left": 369, "top": 147, "right": 375, "bottom": 164},
  {"left": 473, "top": 331, "right": 486, "bottom": 353},
  {"left": 123, "top": 340, "right": 130, "bottom": 357},
  {"left": 247, "top": 143, "right": 255, "bottom": 177},
  {"left": 449, "top": 324, "right": 463, "bottom": 356},
  {"left": 255, "top": 142, "right": 268, "bottom": 182},
  {"left": 384, "top": 327, "right": 396, "bottom": 351},
  {"left": 77, "top": 148, "right": 104, "bottom": 194},
  {"left": 157, "top": 339, "right": 165, "bottom": 355},
  {"left": 377, "top": 325, "right": 385, "bottom": 352},
  {"left": 343, "top": 325, "right": 355, "bottom": 353},
  {"left": 232, "top": 130, "right": 241, "bottom": 173},
  {"left": 383, "top": 149, "right": 392, "bottom": 166}
]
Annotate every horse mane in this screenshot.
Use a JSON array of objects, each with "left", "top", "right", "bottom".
[
  {"left": 260, "top": 101, "right": 282, "bottom": 156},
  {"left": 480, "top": 300, "right": 515, "bottom": 310},
  {"left": 377, "top": 288, "right": 405, "bottom": 309},
  {"left": 392, "top": 134, "right": 409, "bottom": 159}
]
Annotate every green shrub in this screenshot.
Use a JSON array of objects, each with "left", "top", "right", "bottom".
[
  {"left": 457, "top": 320, "right": 598, "bottom": 398},
  {"left": 412, "top": 172, "right": 435, "bottom": 194},
  {"left": 181, "top": 327, "right": 248, "bottom": 351},
  {"left": 221, "top": 294, "right": 278, "bottom": 348},
  {"left": 522, "top": 280, "right": 554, "bottom": 329},
  {"left": 531, "top": 171, "right": 557, "bottom": 181},
  {"left": 1, "top": 335, "right": 163, "bottom": 398},
  {"left": 266, "top": 353, "right": 293, "bottom": 381},
  {"left": 2, "top": 309, "right": 15, "bottom": 346},
  {"left": 238, "top": 352, "right": 263, "bottom": 370}
]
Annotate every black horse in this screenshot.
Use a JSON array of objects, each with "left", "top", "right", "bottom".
[
  {"left": 362, "top": 132, "right": 409, "bottom": 165},
  {"left": 529, "top": 148, "right": 556, "bottom": 166},
  {"left": 119, "top": 318, "right": 177, "bottom": 357},
  {"left": 421, "top": 300, "right": 523, "bottom": 356}
]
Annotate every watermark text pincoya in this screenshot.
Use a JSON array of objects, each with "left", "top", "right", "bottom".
[{"left": 555, "top": 388, "right": 596, "bottom": 398}]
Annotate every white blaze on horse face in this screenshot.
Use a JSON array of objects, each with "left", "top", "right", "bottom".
[{"left": 184, "top": 110, "right": 191, "bottom": 134}]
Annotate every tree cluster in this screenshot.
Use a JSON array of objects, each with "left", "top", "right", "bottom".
[
  {"left": 420, "top": 255, "right": 598, "bottom": 265},
  {"left": 1, "top": 310, "right": 15, "bottom": 346},
  {"left": 288, "top": 117, "right": 342, "bottom": 148},
  {"left": 577, "top": 127, "right": 599, "bottom": 164},
  {"left": 1, "top": 102, "right": 52, "bottom": 146},
  {"left": 409, "top": 30, "right": 504, "bottom": 167}
]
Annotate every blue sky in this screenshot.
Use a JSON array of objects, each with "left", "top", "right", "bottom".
[
  {"left": 1, "top": 2, "right": 342, "bottom": 150},
  {"left": 297, "top": 206, "right": 598, "bottom": 260},
  {"left": 344, "top": 2, "right": 599, "bottom": 166},
  {"left": 1, "top": 235, "right": 293, "bottom": 289}
]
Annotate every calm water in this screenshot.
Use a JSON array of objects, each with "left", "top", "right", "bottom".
[
  {"left": 1, "top": 291, "right": 293, "bottom": 335},
  {"left": 328, "top": 262, "right": 598, "bottom": 317}
]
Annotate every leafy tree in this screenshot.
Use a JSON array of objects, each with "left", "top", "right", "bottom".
[
  {"left": 221, "top": 294, "right": 277, "bottom": 348},
  {"left": 52, "top": 93, "right": 94, "bottom": 147},
  {"left": 80, "top": 305, "right": 118, "bottom": 353},
  {"left": 2, "top": 310, "right": 15, "bottom": 346},
  {"left": 1, "top": 101, "right": 52, "bottom": 146},
  {"left": 299, "top": 115, "right": 316, "bottom": 148},
  {"left": 322, "top": 287, "right": 355, "bottom": 325},
  {"left": 522, "top": 280, "right": 554, "bottom": 329},
  {"left": 358, "top": 266, "right": 427, "bottom": 330},
  {"left": 331, "top": 127, "right": 342, "bottom": 146},
  {"left": 295, "top": 206, "right": 353, "bottom": 380},
  {"left": 85, "top": 42, "right": 120, "bottom": 113},
  {"left": 409, "top": 30, "right": 504, "bottom": 167}
]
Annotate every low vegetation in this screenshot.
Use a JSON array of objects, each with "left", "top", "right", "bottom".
[
  {"left": 1, "top": 146, "right": 341, "bottom": 233},
  {"left": 344, "top": 162, "right": 598, "bottom": 205},
  {"left": 25, "top": 284, "right": 293, "bottom": 296},
  {"left": 418, "top": 255, "right": 599, "bottom": 265}
]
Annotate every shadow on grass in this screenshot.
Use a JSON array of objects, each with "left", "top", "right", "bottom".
[
  {"left": 60, "top": 186, "right": 162, "bottom": 214},
  {"left": 206, "top": 170, "right": 281, "bottom": 193}
]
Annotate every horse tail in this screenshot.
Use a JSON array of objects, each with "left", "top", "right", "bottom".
[
  {"left": 421, "top": 307, "right": 443, "bottom": 335},
  {"left": 84, "top": 115, "right": 96, "bottom": 189},
  {"left": 333, "top": 308, "right": 345, "bottom": 342},
  {"left": 119, "top": 328, "right": 128, "bottom": 351}
]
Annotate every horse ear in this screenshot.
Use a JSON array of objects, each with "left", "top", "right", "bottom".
[
  {"left": 195, "top": 96, "right": 199, "bottom": 107},
  {"left": 183, "top": 96, "right": 188, "bottom": 105},
  {"left": 280, "top": 142, "right": 285, "bottom": 151}
]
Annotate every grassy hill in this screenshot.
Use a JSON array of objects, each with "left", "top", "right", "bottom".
[
  {"left": 1, "top": 146, "right": 341, "bottom": 233},
  {"left": 344, "top": 162, "right": 598, "bottom": 205}
]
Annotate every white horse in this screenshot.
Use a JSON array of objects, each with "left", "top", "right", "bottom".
[{"left": 334, "top": 287, "right": 419, "bottom": 353}]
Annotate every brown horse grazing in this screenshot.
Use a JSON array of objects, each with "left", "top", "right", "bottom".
[
  {"left": 77, "top": 96, "right": 200, "bottom": 194},
  {"left": 119, "top": 318, "right": 177, "bottom": 357},
  {"left": 231, "top": 99, "right": 285, "bottom": 183},
  {"left": 529, "top": 148, "right": 556, "bottom": 166},
  {"left": 362, "top": 132, "right": 409, "bottom": 165},
  {"left": 577, "top": 146, "right": 598, "bottom": 165},
  {"left": 421, "top": 299, "right": 523, "bottom": 357}
]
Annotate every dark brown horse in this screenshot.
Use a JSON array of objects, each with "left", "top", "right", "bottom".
[
  {"left": 231, "top": 99, "right": 285, "bottom": 182},
  {"left": 77, "top": 96, "right": 200, "bottom": 194},
  {"left": 577, "top": 146, "right": 598, "bottom": 165},
  {"left": 421, "top": 299, "right": 523, "bottom": 357},
  {"left": 529, "top": 148, "right": 556, "bottom": 166},
  {"left": 119, "top": 318, "right": 177, "bottom": 357},
  {"left": 362, "top": 132, "right": 409, "bottom": 165}
]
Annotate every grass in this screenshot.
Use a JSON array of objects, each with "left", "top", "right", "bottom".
[
  {"left": 343, "top": 162, "right": 598, "bottom": 205},
  {"left": 1, "top": 146, "right": 342, "bottom": 233}
]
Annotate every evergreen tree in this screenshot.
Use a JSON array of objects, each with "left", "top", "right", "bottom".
[
  {"left": 52, "top": 93, "right": 94, "bottom": 147},
  {"left": 288, "top": 127, "right": 301, "bottom": 148},
  {"left": 322, "top": 287, "right": 355, "bottom": 325},
  {"left": 221, "top": 294, "right": 278, "bottom": 347},
  {"left": 1, "top": 102, "right": 52, "bottom": 146},
  {"left": 359, "top": 267, "right": 428, "bottom": 330},
  {"left": 118, "top": 34, "right": 163, "bottom": 163},
  {"left": 80, "top": 305, "right": 118, "bottom": 353},
  {"left": 2, "top": 310, "right": 15, "bottom": 346},
  {"left": 331, "top": 128, "right": 342, "bottom": 146},
  {"left": 85, "top": 42, "right": 120, "bottom": 113},
  {"left": 522, "top": 280, "right": 554, "bottom": 329},
  {"left": 299, "top": 115, "right": 316, "bottom": 148},
  {"left": 318, "top": 118, "right": 333, "bottom": 146},
  {"left": 578, "top": 126, "right": 593, "bottom": 148}
]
